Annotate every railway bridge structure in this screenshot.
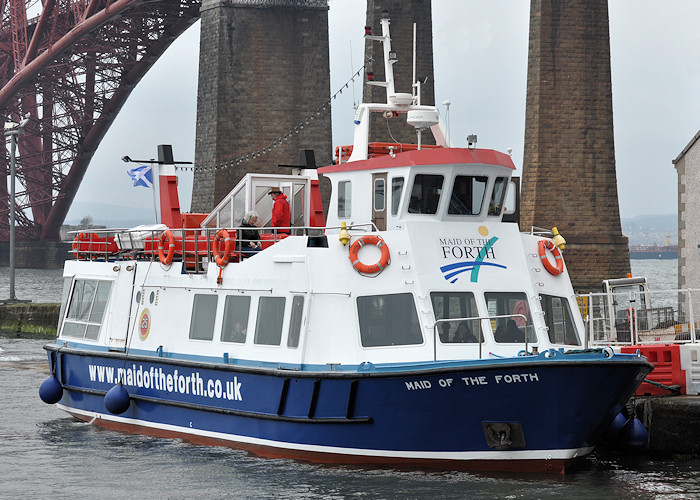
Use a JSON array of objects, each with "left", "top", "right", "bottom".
[{"left": 0, "top": 0, "right": 200, "bottom": 241}]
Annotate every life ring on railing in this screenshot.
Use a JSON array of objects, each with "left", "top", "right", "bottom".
[
  {"left": 71, "top": 233, "right": 85, "bottom": 259},
  {"left": 158, "top": 230, "right": 176, "bottom": 265},
  {"left": 348, "top": 235, "right": 390, "bottom": 275},
  {"left": 538, "top": 239, "right": 564, "bottom": 276},
  {"left": 72, "top": 232, "right": 98, "bottom": 260},
  {"left": 214, "top": 229, "right": 231, "bottom": 267}
]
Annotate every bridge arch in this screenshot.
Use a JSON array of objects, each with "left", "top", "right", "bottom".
[{"left": 0, "top": 0, "right": 201, "bottom": 240}]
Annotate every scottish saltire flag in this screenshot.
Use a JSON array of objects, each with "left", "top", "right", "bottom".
[{"left": 127, "top": 165, "right": 153, "bottom": 188}]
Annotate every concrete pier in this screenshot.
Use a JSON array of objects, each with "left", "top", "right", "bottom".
[
  {"left": 0, "top": 303, "right": 59, "bottom": 337},
  {"left": 0, "top": 241, "right": 72, "bottom": 269},
  {"left": 634, "top": 396, "right": 700, "bottom": 455}
]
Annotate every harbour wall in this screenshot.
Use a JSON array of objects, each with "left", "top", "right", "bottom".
[
  {"left": 0, "top": 303, "right": 59, "bottom": 338},
  {"left": 634, "top": 396, "right": 700, "bottom": 455},
  {"left": 0, "top": 241, "right": 72, "bottom": 269}
]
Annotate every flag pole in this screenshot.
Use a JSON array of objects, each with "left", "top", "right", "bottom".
[{"left": 152, "top": 160, "right": 159, "bottom": 224}]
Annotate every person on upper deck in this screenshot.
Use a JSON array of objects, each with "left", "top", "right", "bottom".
[
  {"left": 238, "top": 210, "right": 262, "bottom": 257},
  {"left": 269, "top": 187, "right": 290, "bottom": 235}
]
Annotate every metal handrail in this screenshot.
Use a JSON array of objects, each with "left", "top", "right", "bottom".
[
  {"left": 431, "top": 313, "right": 529, "bottom": 362},
  {"left": 579, "top": 287, "right": 700, "bottom": 346}
]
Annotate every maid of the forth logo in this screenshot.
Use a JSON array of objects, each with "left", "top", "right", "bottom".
[{"left": 439, "top": 226, "right": 507, "bottom": 283}]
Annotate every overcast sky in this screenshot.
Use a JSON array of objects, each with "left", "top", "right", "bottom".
[{"left": 67, "top": 0, "right": 700, "bottom": 223}]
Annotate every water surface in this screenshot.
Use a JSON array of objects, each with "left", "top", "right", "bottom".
[{"left": 2, "top": 338, "right": 700, "bottom": 499}]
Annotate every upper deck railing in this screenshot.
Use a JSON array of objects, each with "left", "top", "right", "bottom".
[
  {"left": 67, "top": 223, "right": 377, "bottom": 270},
  {"left": 577, "top": 288, "right": 700, "bottom": 346}
]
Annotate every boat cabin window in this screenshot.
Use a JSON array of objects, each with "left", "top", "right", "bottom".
[
  {"left": 357, "top": 293, "right": 422, "bottom": 347},
  {"left": 488, "top": 177, "right": 508, "bottom": 216},
  {"left": 338, "top": 181, "right": 352, "bottom": 218},
  {"left": 287, "top": 295, "right": 305, "bottom": 348},
  {"left": 374, "top": 178, "right": 385, "bottom": 212},
  {"left": 292, "top": 183, "right": 306, "bottom": 227},
  {"left": 254, "top": 297, "right": 285, "bottom": 346},
  {"left": 408, "top": 174, "right": 443, "bottom": 214},
  {"left": 189, "top": 294, "right": 218, "bottom": 341},
  {"left": 540, "top": 294, "right": 581, "bottom": 346},
  {"left": 430, "top": 292, "right": 483, "bottom": 344},
  {"left": 221, "top": 296, "right": 251, "bottom": 343},
  {"left": 448, "top": 175, "right": 487, "bottom": 215},
  {"left": 62, "top": 279, "right": 112, "bottom": 340},
  {"left": 219, "top": 199, "right": 233, "bottom": 227},
  {"left": 57, "top": 276, "right": 73, "bottom": 334},
  {"left": 484, "top": 292, "right": 537, "bottom": 343},
  {"left": 503, "top": 179, "right": 517, "bottom": 215},
  {"left": 391, "top": 177, "right": 404, "bottom": 215}
]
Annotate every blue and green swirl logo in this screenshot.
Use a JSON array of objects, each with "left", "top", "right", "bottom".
[{"left": 440, "top": 235, "right": 506, "bottom": 283}]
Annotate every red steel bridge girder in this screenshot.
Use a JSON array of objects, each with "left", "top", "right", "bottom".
[{"left": 0, "top": 0, "right": 200, "bottom": 241}]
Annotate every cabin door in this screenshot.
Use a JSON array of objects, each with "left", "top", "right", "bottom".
[
  {"left": 372, "top": 173, "right": 387, "bottom": 231},
  {"left": 107, "top": 264, "right": 138, "bottom": 351}
]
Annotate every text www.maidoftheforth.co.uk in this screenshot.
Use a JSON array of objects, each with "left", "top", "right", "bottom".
[{"left": 88, "top": 363, "right": 243, "bottom": 401}]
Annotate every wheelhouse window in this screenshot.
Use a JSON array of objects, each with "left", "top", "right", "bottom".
[
  {"left": 287, "top": 296, "right": 305, "bottom": 348},
  {"left": 488, "top": 177, "right": 508, "bottom": 216},
  {"left": 221, "top": 295, "right": 251, "bottom": 343},
  {"left": 448, "top": 175, "right": 488, "bottom": 215},
  {"left": 254, "top": 297, "right": 285, "bottom": 346},
  {"left": 58, "top": 276, "right": 73, "bottom": 335},
  {"left": 338, "top": 181, "right": 351, "bottom": 218},
  {"left": 374, "top": 178, "right": 385, "bottom": 211},
  {"left": 484, "top": 292, "right": 537, "bottom": 343},
  {"left": 62, "top": 279, "right": 112, "bottom": 340},
  {"left": 292, "top": 183, "right": 306, "bottom": 227},
  {"left": 540, "top": 294, "right": 581, "bottom": 345},
  {"left": 357, "top": 293, "right": 422, "bottom": 347},
  {"left": 391, "top": 177, "right": 404, "bottom": 215},
  {"left": 218, "top": 199, "right": 232, "bottom": 228},
  {"left": 430, "top": 292, "right": 483, "bottom": 344},
  {"left": 408, "top": 174, "right": 443, "bottom": 214},
  {"left": 189, "top": 294, "right": 218, "bottom": 341}
]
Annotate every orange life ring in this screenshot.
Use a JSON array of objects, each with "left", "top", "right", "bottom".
[
  {"left": 214, "top": 229, "right": 231, "bottom": 267},
  {"left": 158, "top": 230, "right": 175, "bottom": 265},
  {"left": 538, "top": 239, "right": 564, "bottom": 276},
  {"left": 72, "top": 232, "right": 99, "bottom": 259},
  {"left": 71, "top": 233, "right": 84, "bottom": 259},
  {"left": 348, "top": 235, "right": 390, "bottom": 274}
]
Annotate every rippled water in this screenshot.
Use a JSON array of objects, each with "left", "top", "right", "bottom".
[
  {"left": 2, "top": 338, "right": 700, "bottom": 499},
  {"left": 630, "top": 259, "right": 678, "bottom": 291},
  {"left": 0, "top": 267, "right": 64, "bottom": 303}
]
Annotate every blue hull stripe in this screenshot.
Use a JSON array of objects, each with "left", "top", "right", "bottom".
[{"left": 46, "top": 346, "right": 652, "bottom": 460}]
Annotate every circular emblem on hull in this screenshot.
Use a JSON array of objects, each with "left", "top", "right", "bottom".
[{"left": 139, "top": 309, "right": 151, "bottom": 341}]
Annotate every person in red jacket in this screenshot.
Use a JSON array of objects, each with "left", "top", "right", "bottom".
[{"left": 269, "top": 187, "right": 290, "bottom": 235}]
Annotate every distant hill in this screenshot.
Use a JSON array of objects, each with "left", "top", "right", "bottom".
[
  {"left": 65, "top": 202, "right": 160, "bottom": 228},
  {"left": 621, "top": 214, "right": 677, "bottom": 246}
]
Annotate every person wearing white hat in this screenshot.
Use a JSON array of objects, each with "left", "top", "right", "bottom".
[{"left": 269, "top": 187, "right": 290, "bottom": 235}]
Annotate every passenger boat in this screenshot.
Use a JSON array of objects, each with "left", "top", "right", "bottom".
[{"left": 40, "top": 14, "right": 652, "bottom": 473}]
